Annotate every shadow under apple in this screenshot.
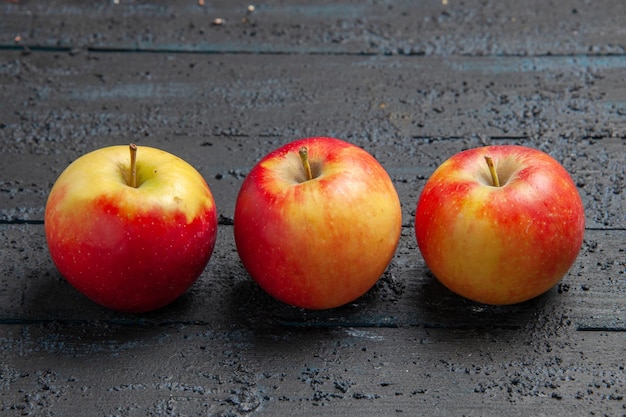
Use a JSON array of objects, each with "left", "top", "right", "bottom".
[
  {"left": 413, "top": 267, "right": 562, "bottom": 331},
  {"left": 224, "top": 260, "right": 563, "bottom": 335}
]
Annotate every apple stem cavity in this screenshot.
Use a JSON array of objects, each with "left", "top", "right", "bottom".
[
  {"left": 299, "top": 146, "right": 313, "bottom": 181},
  {"left": 484, "top": 155, "right": 501, "bottom": 187},
  {"left": 129, "top": 143, "right": 138, "bottom": 188}
]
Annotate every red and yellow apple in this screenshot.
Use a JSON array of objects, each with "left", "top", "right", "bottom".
[
  {"left": 234, "top": 137, "right": 402, "bottom": 310},
  {"left": 415, "top": 145, "right": 585, "bottom": 305},
  {"left": 45, "top": 144, "right": 218, "bottom": 313}
]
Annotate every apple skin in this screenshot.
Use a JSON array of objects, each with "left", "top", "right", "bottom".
[
  {"left": 415, "top": 145, "right": 585, "bottom": 305},
  {"left": 45, "top": 145, "right": 218, "bottom": 313},
  {"left": 234, "top": 137, "right": 402, "bottom": 310}
]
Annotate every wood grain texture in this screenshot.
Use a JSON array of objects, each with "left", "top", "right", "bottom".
[
  {"left": 0, "top": 324, "right": 624, "bottom": 416},
  {"left": 0, "top": 225, "right": 624, "bottom": 331},
  {"left": 1, "top": 52, "right": 624, "bottom": 228},
  {"left": 0, "top": 1, "right": 625, "bottom": 416},
  {"left": 2, "top": 0, "right": 626, "bottom": 56}
]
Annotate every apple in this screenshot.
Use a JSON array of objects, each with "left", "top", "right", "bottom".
[
  {"left": 234, "top": 137, "right": 402, "bottom": 310},
  {"left": 415, "top": 145, "right": 585, "bottom": 305},
  {"left": 44, "top": 144, "right": 218, "bottom": 313}
]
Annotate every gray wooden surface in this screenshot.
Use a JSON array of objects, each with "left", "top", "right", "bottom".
[{"left": 1, "top": 1, "right": 624, "bottom": 416}]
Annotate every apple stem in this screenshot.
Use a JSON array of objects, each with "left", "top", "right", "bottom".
[
  {"left": 484, "top": 155, "right": 500, "bottom": 187},
  {"left": 299, "top": 146, "right": 313, "bottom": 181},
  {"left": 129, "top": 143, "right": 138, "bottom": 188}
]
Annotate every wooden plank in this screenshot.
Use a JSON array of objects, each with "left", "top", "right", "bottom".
[
  {"left": 2, "top": 0, "right": 626, "bottom": 56},
  {"left": 1, "top": 224, "right": 624, "bottom": 331},
  {"left": 0, "top": 323, "right": 624, "bottom": 416},
  {"left": 3, "top": 136, "right": 624, "bottom": 230},
  {"left": 1, "top": 51, "right": 625, "bottom": 228}
]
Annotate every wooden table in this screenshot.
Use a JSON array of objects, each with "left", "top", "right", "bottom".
[{"left": 1, "top": 1, "right": 624, "bottom": 415}]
